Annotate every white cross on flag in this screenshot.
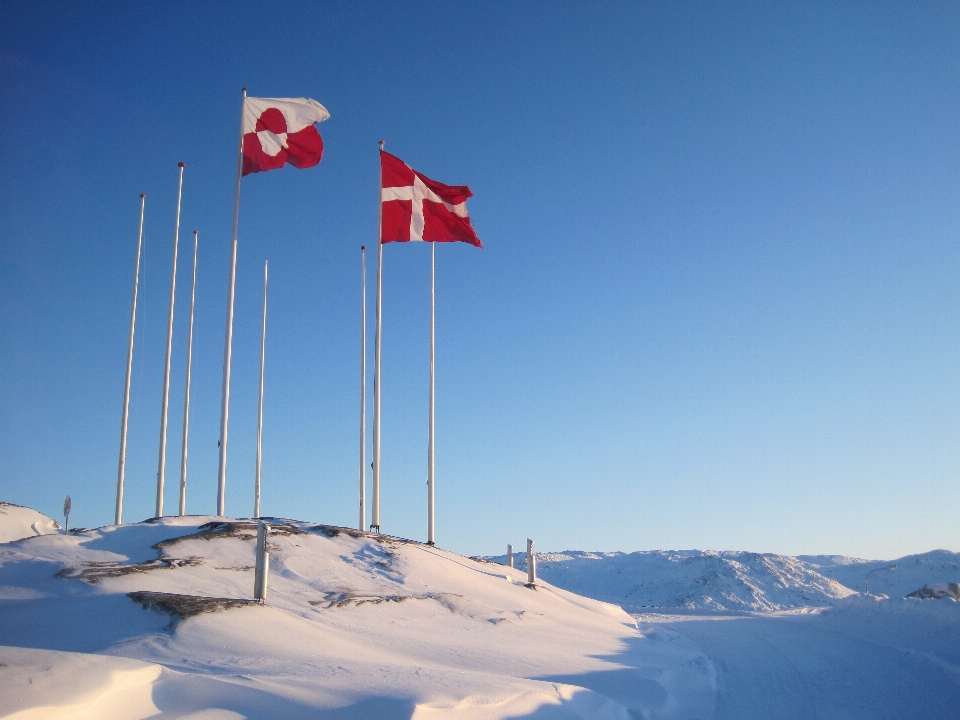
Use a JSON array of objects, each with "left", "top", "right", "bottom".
[
  {"left": 380, "top": 150, "right": 482, "bottom": 247},
  {"left": 242, "top": 97, "right": 330, "bottom": 176}
]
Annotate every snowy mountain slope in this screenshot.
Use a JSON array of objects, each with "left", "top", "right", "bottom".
[
  {"left": 0, "top": 502, "right": 61, "bottom": 543},
  {"left": 800, "top": 550, "right": 960, "bottom": 598},
  {"left": 491, "top": 550, "right": 855, "bottom": 612},
  {"left": 0, "top": 516, "right": 715, "bottom": 719}
]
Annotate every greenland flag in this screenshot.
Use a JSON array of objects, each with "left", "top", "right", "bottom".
[
  {"left": 380, "top": 150, "right": 482, "bottom": 247},
  {"left": 242, "top": 97, "right": 330, "bottom": 176}
]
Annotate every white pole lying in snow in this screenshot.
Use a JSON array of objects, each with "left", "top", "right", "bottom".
[
  {"left": 179, "top": 230, "right": 198, "bottom": 517},
  {"left": 218, "top": 87, "right": 247, "bottom": 517},
  {"left": 359, "top": 246, "right": 367, "bottom": 531},
  {"left": 254, "top": 521, "right": 270, "bottom": 602},
  {"left": 116, "top": 193, "right": 146, "bottom": 525},
  {"left": 254, "top": 261, "right": 268, "bottom": 518},
  {"left": 527, "top": 538, "right": 536, "bottom": 585},
  {"left": 507, "top": 544, "right": 514, "bottom": 568},
  {"left": 372, "top": 141, "right": 384, "bottom": 533},
  {"left": 427, "top": 241, "right": 436, "bottom": 545},
  {"left": 156, "top": 162, "right": 185, "bottom": 518}
]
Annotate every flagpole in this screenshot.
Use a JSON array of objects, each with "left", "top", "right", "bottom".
[
  {"left": 254, "top": 260, "right": 268, "bottom": 518},
  {"left": 179, "top": 230, "right": 198, "bottom": 516},
  {"left": 116, "top": 194, "right": 146, "bottom": 525},
  {"left": 218, "top": 87, "right": 246, "bottom": 517},
  {"left": 157, "top": 162, "right": 185, "bottom": 518},
  {"left": 359, "top": 245, "right": 367, "bottom": 531},
  {"left": 372, "top": 140, "right": 384, "bottom": 533},
  {"left": 428, "top": 241, "right": 436, "bottom": 545}
]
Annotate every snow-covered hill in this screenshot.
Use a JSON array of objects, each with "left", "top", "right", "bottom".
[
  {"left": 799, "top": 550, "right": 960, "bottom": 599},
  {"left": 0, "top": 515, "right": 714, "bottom": 719},
  {"left": 0, "top": 502, "right": 61, "bottom": 543},
  {"left": 492, "top": 549, "right": 855, "bottom": 613},
  {"left": 488, "top": 548, "right": 960, "bottom": 612}
]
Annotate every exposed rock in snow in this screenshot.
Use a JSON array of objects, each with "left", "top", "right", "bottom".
[
  {"left": 906, "top": 582, "right": 960, "bottom": 600},
  {"left": 0, "top": 502, "right": 61, "bottom": 543}
]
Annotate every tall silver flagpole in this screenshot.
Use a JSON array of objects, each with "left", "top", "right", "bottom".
[
  {"left": 254, "top": 260, "right": 268, "bottom": 518},
  {"left": 156, "top": 162, "right": 185, "bottom": 518},
  {"left": 372, "top": 141, "right": 384, "bottom": 532},
  {"left": 116, "top": 193, "right": 146, "bottom": 525},
  {"left": 427, "top": 241, "right": 435, "bottom": 545},
  {"left": 359, "top": 246, "right": 367, "bottom": 531},
  {"left": 179, "top": 230, "right": 198, "bottom": 516},
  {"left": 218, "top": 88, "right": 247, "bottom": 517}
]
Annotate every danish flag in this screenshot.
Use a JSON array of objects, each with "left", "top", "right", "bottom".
[
  {"left": 380, "top": 150, "right": 482, "bottom": 247},
  {"left": 242, "top": 97, "right": 330, "bottom": 176}
]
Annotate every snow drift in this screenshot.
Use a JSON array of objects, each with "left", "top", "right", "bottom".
[{"left": 0, "top": 502, "right": 61, "bottom": 544}]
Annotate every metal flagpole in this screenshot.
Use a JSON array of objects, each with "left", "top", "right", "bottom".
[
  {"left": 359, "top": 246, "right": 367, "bottom": 531},
  {"left": 156, "top": 162, "right": 185, "bottom": 518},
  {"left": 372, "top": 141, "right": 384, "bottom": 532},
  {"left": 427, "top": 241, "right": 435, "bottom": 545},
  {"left": 116, "top": 193, "right": 146, "bottom": 525},
  {"left": 218, "top": 87, "right": 247, "bottom": 517},
  {"left": 179, "top": 230, "right": 198, "bottom": 516},
  {"left": 254, "top": 260, "right": 268, "bottom": 518}
]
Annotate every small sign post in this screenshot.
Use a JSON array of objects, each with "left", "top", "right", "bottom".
[{"left": 63, "top": 496, "right": 71, "bottom": 534}]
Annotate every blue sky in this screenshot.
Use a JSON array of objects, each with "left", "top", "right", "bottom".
[{"left": 2, "top": 2, "right": 960, "bottom": 559}]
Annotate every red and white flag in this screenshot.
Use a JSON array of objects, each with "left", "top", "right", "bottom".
[
  {"left": 242, "top": 97, "right": 330, "bottom": 176},
  {"left": 380, "top": 150, "right": 481, "bottom": 247}
]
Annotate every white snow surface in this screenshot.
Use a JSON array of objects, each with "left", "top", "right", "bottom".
[
  {"left": 494, "top": 550, "right": 855, "bottom": 612},
  {"left": 0, "top": 503, "right": 61, "bottom": 544},
  {"left": 0, "top": 515, "right": 714, "bottom": 719}
]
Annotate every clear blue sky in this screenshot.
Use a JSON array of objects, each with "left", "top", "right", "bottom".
[{"left": 2, "top": 2, "right": 959, "bottom": 559}]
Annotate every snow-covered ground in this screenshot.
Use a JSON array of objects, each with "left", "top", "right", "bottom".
[
  {"left": 0, "top": 502, "right": 61, "bottom": 543},
  {"left": 1, "top": 505, "right": 958, "bottom": 718},
  {"left": 0, "top": 511, "right": 714, "bottom": 719}
]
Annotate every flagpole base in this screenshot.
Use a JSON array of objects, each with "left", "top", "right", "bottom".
[{"left": 370, "top": 524, "right": 380, "bottom": 534}]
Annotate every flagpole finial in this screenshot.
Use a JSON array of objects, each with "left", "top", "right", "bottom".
[
  {"left": 378, "top": 140, "right": 384, "bottom": 150},
  {"left": 193, "top": 230, "right": 198, "bottom": 235},
  {"left": 178, "top": 162, "right": 185, "bottom": 168},
  {"left": 361, "top": 245, "right": 366, "bottom": 251},
  {"left": 242, "top": 87, "right": 247, "bottom": 93},
  {"left": 140, "top": 193, "right": 146, "bottom": 199}
]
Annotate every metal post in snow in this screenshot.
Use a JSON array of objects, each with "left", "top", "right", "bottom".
[
  {"left": 179, "top": 230, "right": 198, "bottom": 516},
  {"left": 371, "top": 140, "right": 384, "bottom": 533},
  {"left": 116, "top": 194, "right": 146, "bottom": 525},
  {"left": 359, "top": 246, "right": 367, "bottom": 531},
  {"left": 527, "top": 538, "right": 536, "bottom": 586},
  {"left": 254, "top": 520, "right": 270, "bottom": 602},
  {"left": 156, "top": 162, "right": 185, "bottom": 518},
  {"left": 427, "top": 241, "right": 435, "bottom": 545},
  {"left": 254, "top": 261, "right": 268, "bottom": 518},
  {"left": 218, "top": 87, "right": 247, "bottom": 517},
  {"left": 507, "top": 544, "right": 514, "bottom": 568}
]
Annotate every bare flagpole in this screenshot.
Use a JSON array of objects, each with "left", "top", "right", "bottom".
[
  {"left": 218, "top": 88, "right": 247, "bottom": 517},
  {"left": 372, "top": 141, "right": 384, "bottom": 532},
  {"left": 116, "top": 193, "right": 146, "bottom": 525},
  {"left": 359, "top": 246, "right": 367, "bottom": 531},
  {"left": 427, "top": 241, "right": 436, "bottom": 545},
  {"left": 254, "top": 260, "right": 268, "bottom": 518},
  {"left": 179, "top": 230, "right": 198, "bottom": 516},
  {"left": 156, "top": 162, "right": 185, "bottom": 518}
]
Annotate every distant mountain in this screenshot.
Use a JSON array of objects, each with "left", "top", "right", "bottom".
[
  {"left": 490, "top": 549, "right": 854, "bottom": 612},
  {"left": 800, "top": 550, "right": 960, "bottom": 599},
  {"left": 489, "top": 548, "right": 960, "bottom": 612}
]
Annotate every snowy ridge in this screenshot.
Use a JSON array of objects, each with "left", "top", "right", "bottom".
[
  {"left": 0, "top": 502, "right": 61, "bottom": 543},
  {"left": 491, "top": 548, "right": 960, "bottom": 612},
  {"left": 496, "top": 549, "right": 855, "bottom": 612}
]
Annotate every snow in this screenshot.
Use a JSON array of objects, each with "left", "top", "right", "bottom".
[
  {"left": 1, "top": 507, "right": 958, "bottom": 717},
  {"left": 0, "top": 503, "right": 61, "bottom": 543},
  {"left": 0, "top": 515, "right": 714, "bottom": 719},
  {"left": 491, "top": 549, "right": 855, "bottom": 612}
]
